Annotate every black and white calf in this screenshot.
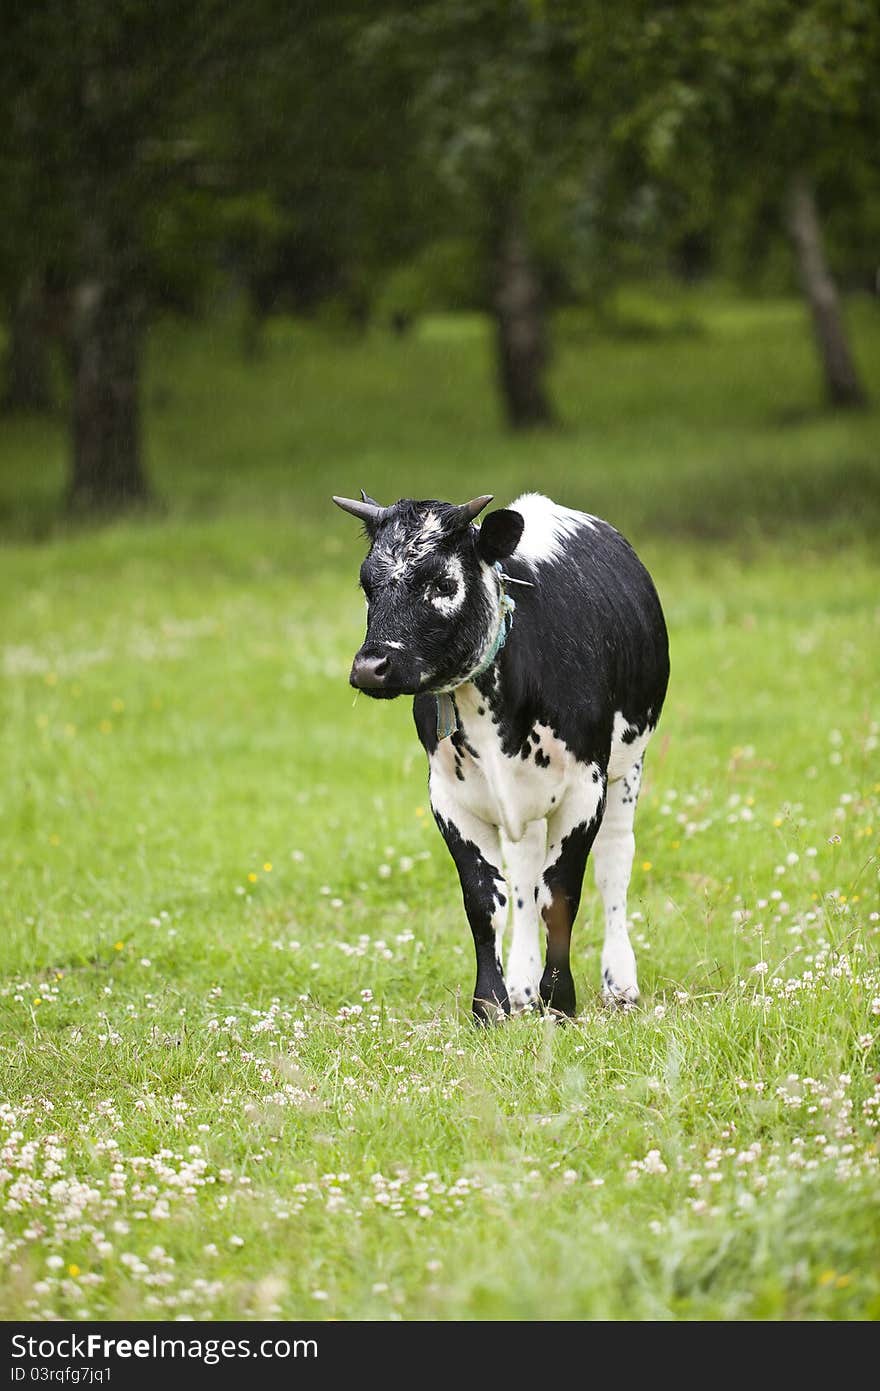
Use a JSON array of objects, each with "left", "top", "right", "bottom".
[{"left": 333, "top": 491, "right": 669, "bottom": 1022}]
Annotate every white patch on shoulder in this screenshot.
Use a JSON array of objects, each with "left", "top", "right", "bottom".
[{"left": 508, "top": 492, "right": 597, "bottom": 568}]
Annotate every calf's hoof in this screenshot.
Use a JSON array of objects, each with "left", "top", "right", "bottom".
[
  {"left": 539, "top": 965, "right": 576, "bottom": 1019},
  {"left": 506, "top": 981, "right": 541, "bottom": 1015},
  {"left": 472, "top": 991, "right": 510, "bottom": 1026},
  {"left": 601, "top": 941, "right": 639, "bottom": 1008},
  {"left": 601, "top": 965, "right": 640, "bottom": 1010}
]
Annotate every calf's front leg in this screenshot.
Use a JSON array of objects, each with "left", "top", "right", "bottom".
[
  {"left": 432, "top": 803, "right": 509, "bottom": 1024},
  {"left": 502, "top": 821, "right": 548, "bottom": 1012}
]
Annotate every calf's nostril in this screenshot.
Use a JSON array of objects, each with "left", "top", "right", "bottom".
[{"left": 350, "top": 651, "right": 392, "bottom": 690}]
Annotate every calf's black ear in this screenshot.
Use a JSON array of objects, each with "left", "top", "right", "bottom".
[{"left": 476, "top": 508, "right": 524, "bottom": 564}]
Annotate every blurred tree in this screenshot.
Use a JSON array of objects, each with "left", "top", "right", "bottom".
[
  {"left": 3, "top": 0, "right": 875, "bottom": 521},
  {"left": 207, "top": 6, "right": 426, "bottom": 345},
  {"left": 368, "top": 1, "right": 584, "bottom": 429},
  {"left": 0, "top": 26, "right": 64, "bottom": 415},
  {"left": 581, "top": 0, "right": 879, "bottom": 407},
  {"left": 3, "top": 276, "right": 53, "bottom": 413},
  {"left": 0, "top": 1, "right": 426, "bottom": 508},
  {"left": 786, "top": 172, "right": 865, "bottom": 407},
  {"left": 0, "top": 1, "right": 246, "bottom": 512}
]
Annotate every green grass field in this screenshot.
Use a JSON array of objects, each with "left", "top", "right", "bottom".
[{"left": 1, "top": 289, "right": 879, "bottom": 1319}]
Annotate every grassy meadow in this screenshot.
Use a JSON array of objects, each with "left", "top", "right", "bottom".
[{"left": 1, "top": 288, "right": 879, "bottom": 1320}]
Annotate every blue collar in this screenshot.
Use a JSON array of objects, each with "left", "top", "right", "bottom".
[{"left": 434, "top": 563, "right": 517, "bottom": 740}]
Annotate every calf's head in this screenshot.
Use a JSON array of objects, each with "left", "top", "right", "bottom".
[{"left": 333, "top": 492, "right": 524, "bottom": 698}]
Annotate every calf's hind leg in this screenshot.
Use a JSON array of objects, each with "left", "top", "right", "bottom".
[
  {"left": 538, "top": 772, "right": 606, "bottom": 1018},
  {"left": 592, "top": 755, "right": 643, "bottom": 1004}
]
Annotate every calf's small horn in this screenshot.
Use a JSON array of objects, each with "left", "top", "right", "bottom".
[
  {"left": 332, "top": 494, "right": 387, "bottom": 525},
  {"left": 456, "top": 494, "right": 494, "bottom": 526}
]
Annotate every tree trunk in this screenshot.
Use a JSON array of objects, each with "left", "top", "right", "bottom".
[
  {"left": 492, "top": 213, "right": 555, "bottom": 429},
  {"left": 62, "top": 32, "right": 154, "bottom": 516},
  {"left": 787, "top": 172, "right": 867, "bottom": 409},
  {"left": 4, "top": 274, "right": 52, "bottom": 412},
  {"left": 67, "top": 253, "right": 151, "bottom": 514}
]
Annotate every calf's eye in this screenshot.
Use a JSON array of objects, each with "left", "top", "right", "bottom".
[{"left": 431, "top": 577, "right": 458, "bottom": 600}]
